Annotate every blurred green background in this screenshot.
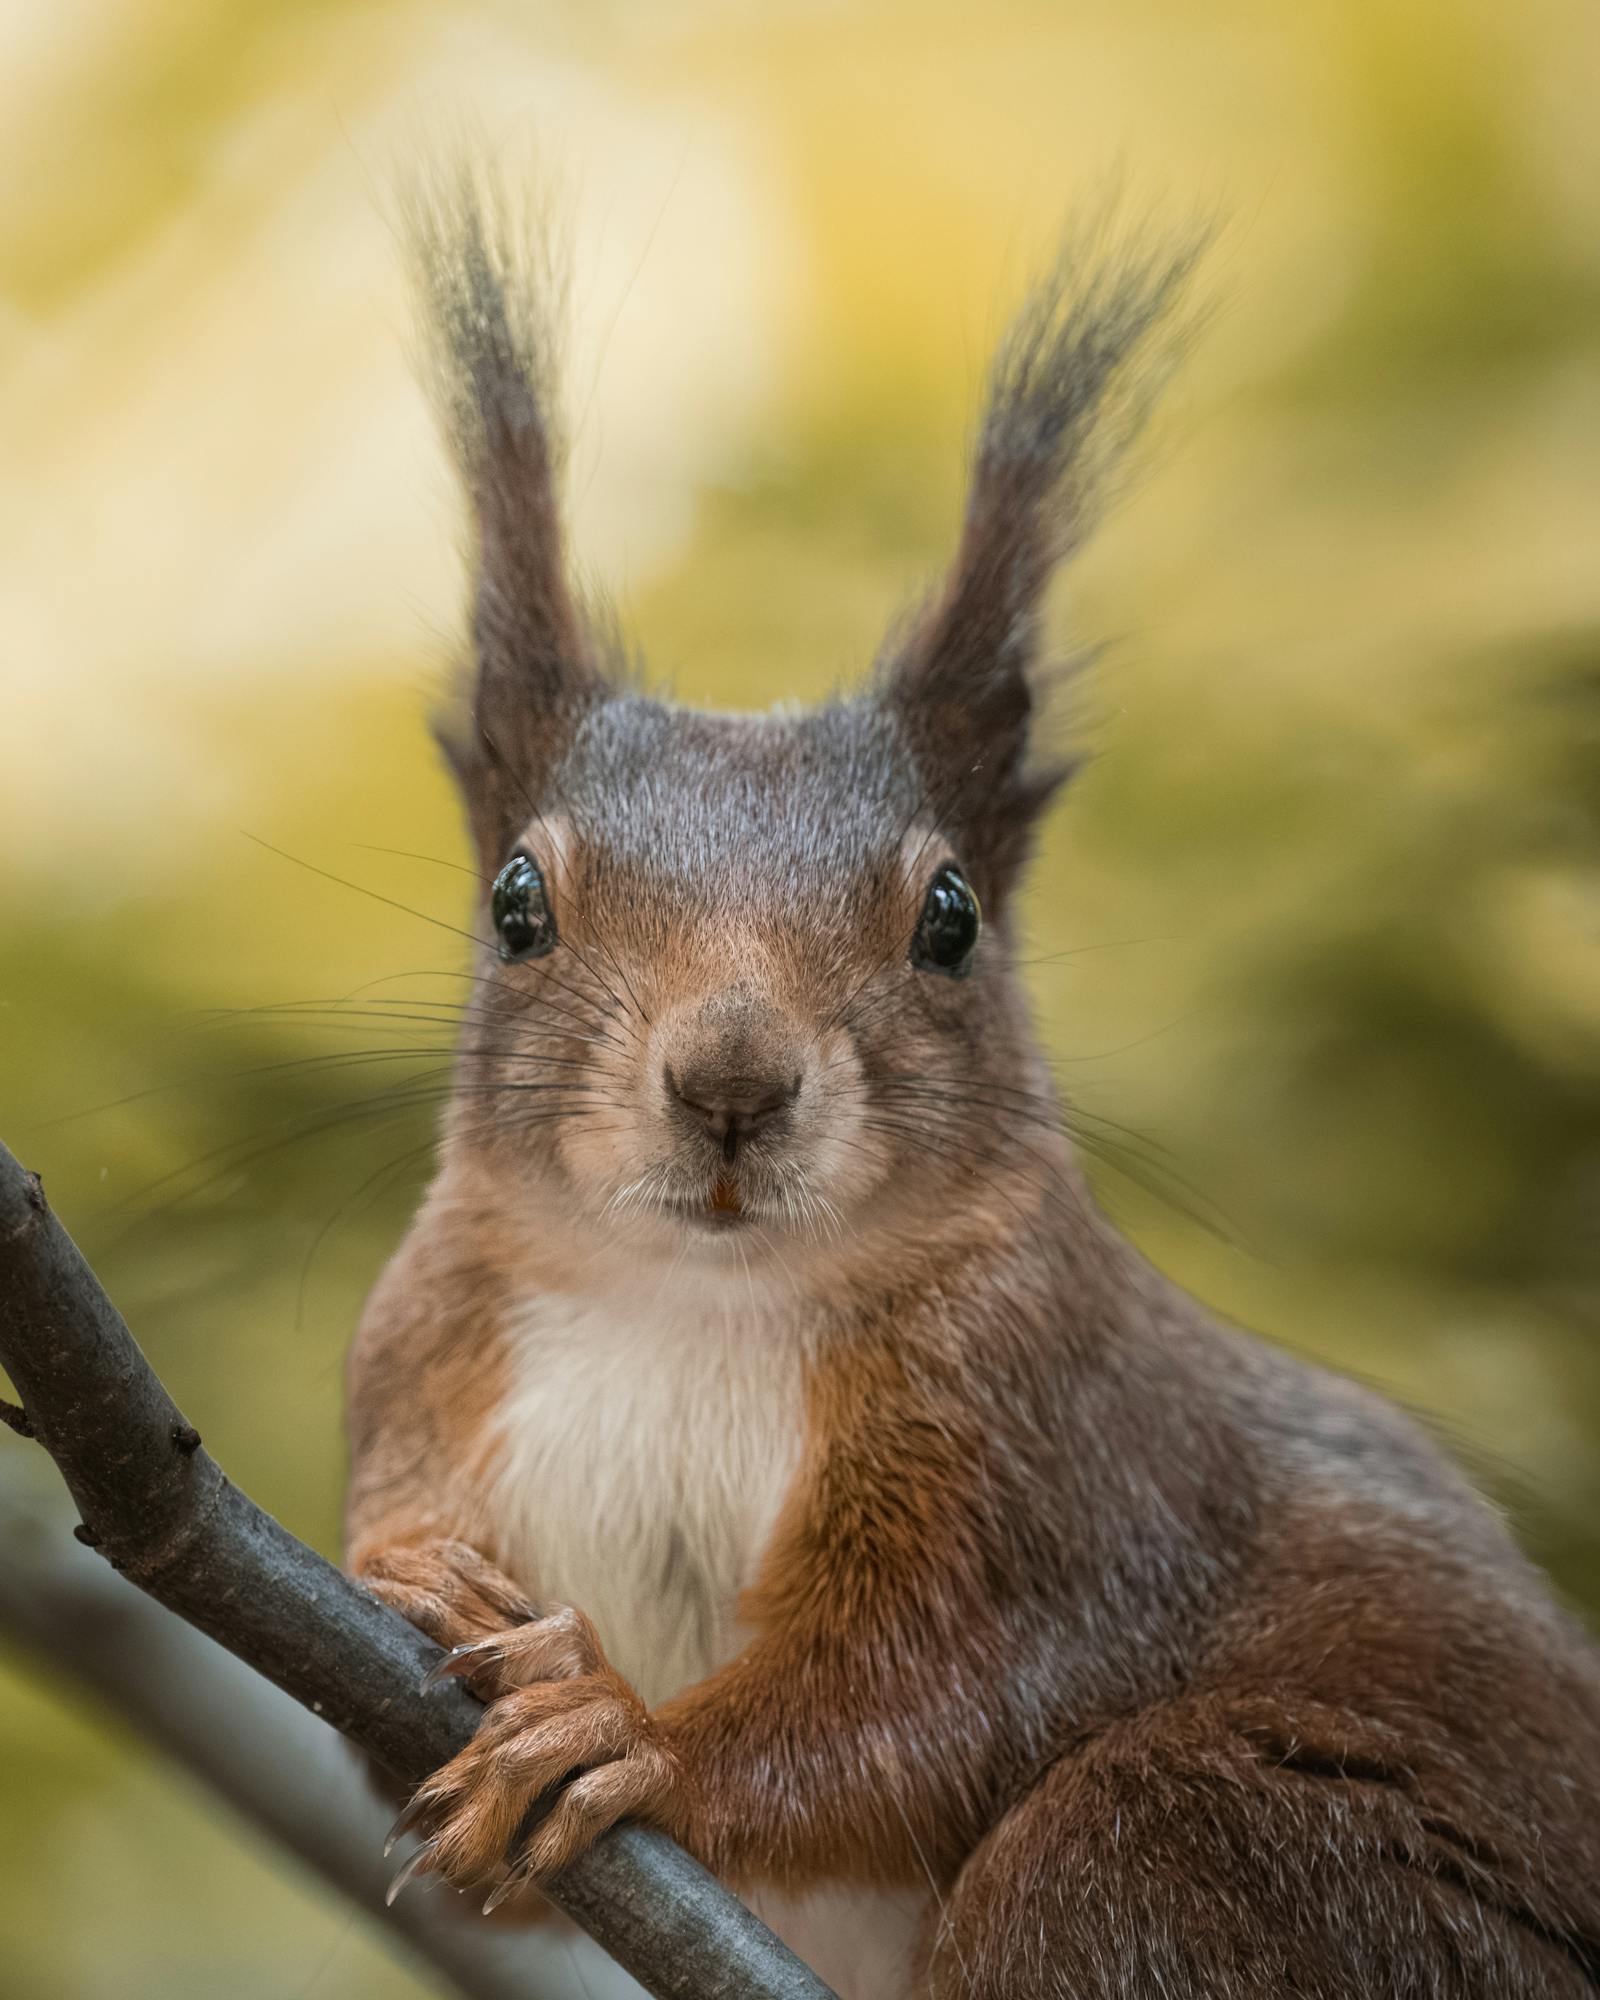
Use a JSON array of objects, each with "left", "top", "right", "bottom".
[{"left": 3, "top": 0, "right": 1599, "bottom": 1992}]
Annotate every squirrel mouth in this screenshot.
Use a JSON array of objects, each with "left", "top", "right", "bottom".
[{"left": 707, "top": 1172, "right": 744, "bottom": 1220}]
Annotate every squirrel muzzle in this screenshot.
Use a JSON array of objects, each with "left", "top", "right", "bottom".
[{"left": 658, "top": 988, "right": 808, "bottom": 1170}]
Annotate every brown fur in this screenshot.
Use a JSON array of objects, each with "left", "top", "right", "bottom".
[{"left": 343, "top": 187, "right": 1600, "bottom": 1996}]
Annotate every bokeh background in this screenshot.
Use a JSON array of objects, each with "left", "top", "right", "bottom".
[{"left": 3, "top": 1, "right": 1599, "bottom": 1993}]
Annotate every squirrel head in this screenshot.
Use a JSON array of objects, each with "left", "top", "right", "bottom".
[{"left": 413, "top": 187, "right": 1200, "bottom": 1265}]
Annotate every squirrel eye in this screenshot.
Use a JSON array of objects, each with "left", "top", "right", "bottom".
[
  {"left": 910, "top": 864, "right": 980, "bottom": 978},
  {"left": 491, "top": 853, "right": 558, "bottom": 962}
]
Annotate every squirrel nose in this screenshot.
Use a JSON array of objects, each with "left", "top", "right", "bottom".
[{"left": 666, "top": 1066, "right": 801, "bottom": 1159}]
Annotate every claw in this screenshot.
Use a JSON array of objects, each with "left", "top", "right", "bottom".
[
  {"left": 385, "top": 1837, "right": 439, "bottom": 1907},
  {"left": 383, "top": 1795, "right": 429, "bottom": 1860},
  {"left": 421, "top": 1637, "right": 498, "bottom": 1693},
  {"left": 482, "top": 1865, "right": 528, "bottom": 1917}
]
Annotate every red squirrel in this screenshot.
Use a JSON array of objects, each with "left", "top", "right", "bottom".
[{"left": 345, "top": 189, "right": 1600, "bottom": 1998}]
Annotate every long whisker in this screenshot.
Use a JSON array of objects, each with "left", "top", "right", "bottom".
[
  {"left": 240, "top": 832, "right": 493, "bottom": 953},
  {"left": 350, "top": 842, "right": 491, "bottom": 886},
  {"left": 1014, "top": 933, "right": 1180, "bottom": 968},
  {"left": 33, "top": 1046, "right": 459, "bottom": 1129},
  {"left": 107, "top": 1068, "right": 604, "bottom": 1227}
]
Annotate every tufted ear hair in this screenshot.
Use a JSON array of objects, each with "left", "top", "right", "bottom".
[
  {"left": 881, "top": 220, "right": 1207, "bottom": 908},
  {"left": 410, "top": 178, "right": 608, "bottom": 869}
]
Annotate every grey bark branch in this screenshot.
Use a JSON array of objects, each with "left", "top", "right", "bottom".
[
  {"left": 0, "top": 1140, "right": 835, "bottom": 2000},
  {"left": 0, "top": 1461, "right": 617, "bottom": 2000}
]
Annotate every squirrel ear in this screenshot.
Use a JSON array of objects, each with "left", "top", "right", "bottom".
[
  {"left": 411, "top": 178, "right": 607, "bottom": 865},
  {"left": 882, "top": 221, "right": 1207, "bottom": 902}
]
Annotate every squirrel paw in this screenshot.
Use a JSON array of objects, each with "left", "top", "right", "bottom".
[
  {"left": 389, "top": 1605, "right": 682, "bottom": 1904},
  {"left": 419, "top": 1601, "right": 601, "bottom": 1699},
  {"left": 358, "top": 1539, "right": 537, "bottom": 1658}
]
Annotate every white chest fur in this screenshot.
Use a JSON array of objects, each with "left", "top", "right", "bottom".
[
  {"left": 487, "top": 1270, "right": 929, "bottom": 1999},
  {"left": 488, "top": 1272, "right": 807, "bottom": 1706}
]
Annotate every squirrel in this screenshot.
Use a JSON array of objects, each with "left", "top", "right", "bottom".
[{"left": 344, "top": 187, "right": 1600, "bottom": 2000}]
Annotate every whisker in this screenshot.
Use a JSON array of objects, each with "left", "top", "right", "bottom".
[
  {"left": 32, "top": 1045, "right": 461, "bottom": 1130},
  {"left": 240, "top": 832, "right": 493, "bottom": 953},
  {"left": 1015, "top": 934, "right": 1180, "bottom": 968},
  {"left": 350, "top": 842, "right": 491, "bottom": 886}
]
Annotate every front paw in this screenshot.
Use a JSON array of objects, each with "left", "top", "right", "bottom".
[
  {"left": 419, "top": 1601, "right": 601, "bottom": 1702},
  {"left": 390, "top": 1606, "right": 683, "bottom": 1909},
  {"left": 357, "top": 1538, "right": 536, "bottom": 1660}
]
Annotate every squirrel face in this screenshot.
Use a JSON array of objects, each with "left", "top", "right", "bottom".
[
  {"left": 413, "top": 186, "right": 1200, "bottom": 1262},
  {"left": 447, "top": 692, "right": 1042, "bottom": 1258}
]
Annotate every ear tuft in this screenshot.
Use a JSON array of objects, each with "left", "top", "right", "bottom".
[
  {"left": 883, "top": 213, "right": 1209, "bottom": 903},
  {"left": 408, "top": 171, "right": 607, "bottom": 864}
]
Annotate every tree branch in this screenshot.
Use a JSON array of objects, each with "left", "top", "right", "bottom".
[
  {"left": 0, "top": 1461, "right": 622, "bottom": 2000},
  {"left": 0, "top": 1141, "right": 835, "bottom": 2000}
]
